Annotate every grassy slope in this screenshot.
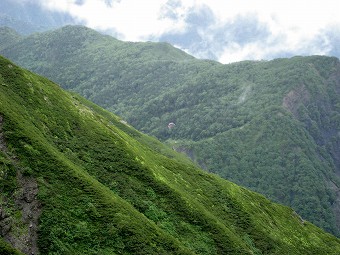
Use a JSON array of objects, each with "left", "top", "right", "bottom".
[
  {"left": 0, "top": 239, "right": 24, "bottom": 255},
  {"left": 1, "top": 26, "right": 340, "bottom": 237},
  {"left": 0, "top": 56, "right": 340, "bottom": 254}
]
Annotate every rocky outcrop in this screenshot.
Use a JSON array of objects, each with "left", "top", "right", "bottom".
[
  {"left": 282, "top": 85, "right": 310, "bottom": 117},
  {"left": 0, "top": 208, "right": 12, "bottom": 236},
  {"left": 9, "top": 172, "right": 41, "bottom": 255},
  {"left": 0, "top": 115, "right": 41, "bottom": 255}
]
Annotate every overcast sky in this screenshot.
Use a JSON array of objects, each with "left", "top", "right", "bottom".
[{"left": 23, "top": 0, "right": 340, "bottom": 63}]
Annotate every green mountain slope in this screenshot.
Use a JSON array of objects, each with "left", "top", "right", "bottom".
[
  {"left": 0, "top": 27, "right": 22, "bottom": 51},
  {"left": 1, "top": 56, "right": 340, "bottom": 254},
  {"left": 1, "top": 25, "right": 340, "bottom": 237}
]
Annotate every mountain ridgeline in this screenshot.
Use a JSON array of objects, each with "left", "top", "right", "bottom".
[
  {"left": 2, "top": 55, "right": 340, "bottom": 254},
  {"left": 1, "top": 25, "right": 340, "bottom": 237},
  {"left": 0, "top": 0, "right": 76, "bottom": 35}
]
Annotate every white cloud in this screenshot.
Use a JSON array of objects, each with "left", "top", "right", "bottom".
[
  {"left": 38, "top": 0, "right": 188, "bottom": 41},
  {"left": 197, "top": 0, "right": 340, "bottom": 62},
  {"left": 35, "top": 0, "right": 340, "bottom": 62}
]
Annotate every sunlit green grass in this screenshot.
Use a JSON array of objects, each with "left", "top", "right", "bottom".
[{"left": 0, "top": 55, "right": 340, "bottom": 254}]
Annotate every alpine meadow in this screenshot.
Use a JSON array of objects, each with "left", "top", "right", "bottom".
[
  {"left": 1, "top": 25, "right": 340, "bottom": 237},
  {"left": 2, "top": 54, "right": 340, "bottom": 254},
  {"left": 0, "top": 24, "right": 340, "bottom": 254}
]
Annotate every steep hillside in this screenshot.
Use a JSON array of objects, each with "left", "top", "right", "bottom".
[
  {"left": 1, "top": 56, "right": 340, "bottom": 254},
  {"left": 0, "top": 27, "right": 22, "bottom": 51},
  {"left": 1, "top": 25, "right": 340, "bottom": 237}
]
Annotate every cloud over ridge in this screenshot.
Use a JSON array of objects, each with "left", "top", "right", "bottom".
[{"left": 20, "top": 0, "right": 340, "bottom": 63}]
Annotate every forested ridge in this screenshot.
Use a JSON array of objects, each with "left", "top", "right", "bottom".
[
  {"left": 1, "top": 25, "right": 340, "bottom": 236},
  {"left": 2, "top": 55, "right": 340, "bottom": 254}
]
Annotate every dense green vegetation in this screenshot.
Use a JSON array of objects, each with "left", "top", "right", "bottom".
[
  {"left": 0, "top": 27, "right": 22, "bottom": 51},
  {"left": 1, "top": 56, "right": 340, "bottom": 254},
  {"left": 1, "top": 25, "right": 340, "bottom": 237},
  {"left": 0, "top": 239, "right": 24, "bottom": 255}
]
